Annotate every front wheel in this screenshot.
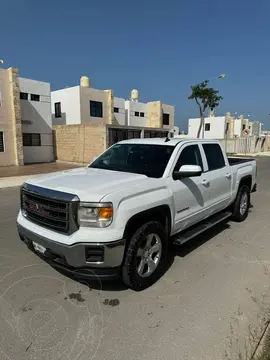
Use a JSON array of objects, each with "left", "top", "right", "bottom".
[
  {"left": 122, "top": 221, "right": 167, "bottom": 291},
  {"left": 231, "top": 185, "right": 250, "bottom": 222}
]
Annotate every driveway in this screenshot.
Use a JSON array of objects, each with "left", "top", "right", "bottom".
[{"left": 0, "top": 158, "right": 269, "bottom": 360}]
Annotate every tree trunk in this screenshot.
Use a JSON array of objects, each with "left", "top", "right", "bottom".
[{"left": 197, "top": 112, "right": 204, "bottom": 138}]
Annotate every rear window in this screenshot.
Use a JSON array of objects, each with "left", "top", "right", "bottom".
[{"left": 203, "top": 144, "right": 225, "bottom": 171}]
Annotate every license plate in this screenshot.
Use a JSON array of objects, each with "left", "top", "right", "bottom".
[{"left": 32, "top": 241, "right": 46, "bottom": 255}]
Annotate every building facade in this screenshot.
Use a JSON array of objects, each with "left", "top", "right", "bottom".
[
  {"left": 188, "top": 112, "right": 253, "bottom": 139},
  {"left": 0, "top": 68, "right": 23, "bottom": 166},
  {"left": 19, "top": 77, "right": 54, "bottom": 164},
  {"left": 51, "top": 76, "right": 175, "bottom": 135},
  {"left": 0, "top": 67, "right": 53, "bottom": 166}
]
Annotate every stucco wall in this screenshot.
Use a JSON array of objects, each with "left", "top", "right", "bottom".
[
  {"left": 147, "top": 101, "right": 162, "bottom": 128},
  {"left": 80, "top": 87, "right": 110, "bottom": 124},
  {"left": 125, "top": 100, "right": 148, "bottom": 127},
  {"left": 0, "top": 69, "right": 17, "bottom": 166},
  {"left": 19, "top": 77, "right": 53, "bottom": 163},
  {"left": 188, "top": 116, "right": 226, "bottom": 139},
  {"left": 162, "top": 103, "right": 174, "bottom": 130},
  {"left": 113, "top": 97, "right": 126, "bottom": 125},
  {"left": 51, "top": 86, "right": 81, "bottom": 125}
]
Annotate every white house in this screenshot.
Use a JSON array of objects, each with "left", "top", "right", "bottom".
[
  {"left": 19, "top": 77, "right": 54, "bottom": 163},
  {"left": 51, "top": 77, "right": 174, "bottom": 133},
  {"left": 188, "top": 116, "right": 227, "bottom": 139}
]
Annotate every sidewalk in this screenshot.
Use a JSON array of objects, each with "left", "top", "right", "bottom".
[{"left": 0, "top": 162, "right": 81, "bottom": 189}]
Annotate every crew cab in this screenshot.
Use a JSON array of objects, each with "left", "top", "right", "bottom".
[{"left": 17, "top": 138, "right": 257, "bottom": 291}]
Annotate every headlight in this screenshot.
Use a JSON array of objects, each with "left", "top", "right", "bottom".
[{"left": 78, "top": 203, "right": 113, "bottom": 228}]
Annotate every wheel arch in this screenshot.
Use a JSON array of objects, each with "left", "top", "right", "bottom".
[{"left": 123, "top": 205, "right": 172, "bottom": 242}]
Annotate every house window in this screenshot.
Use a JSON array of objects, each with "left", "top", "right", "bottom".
[
  {"left": 23, "top": 133, "right": 41, "bottom": 146},
  {"left": 205, "top": 123, "right": 210, "bottom": 131},
  {"left": 163, "top": 113, "right": 170, "bottom": 125},
  {"left": 0, "top": 132, "right": 4, "bottom": 152},
  {"left": 90, "top": 101, "right": 103, "bottom": 117},
  {"left": 20, "top": 92, "right": 28, "bottom": 100},
  {"left": 140, "top": 112, "right": 144, "bottom": 117},
  {"left": 55, "top": 102, "right": 62, "bottom": 118},
  {"left": 114, "top": 107, "right": 119, "bottom": 113},
  {"left": 135, "top": 111, "right": 139, "bottom": 117},
  {"left": 242, "top": 124, "right": 245, "bottom": 130},
  {"left": 30, "top": 94, "right": 40, "bottom": 102}
]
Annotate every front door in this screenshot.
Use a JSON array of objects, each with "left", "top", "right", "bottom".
[{"left": 167, "top": 144, "right": 210, "bottom": 234}]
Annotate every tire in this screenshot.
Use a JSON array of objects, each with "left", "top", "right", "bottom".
[
  {"left": 231, "top": 185, "right": 250, "bottom": 222},
  {"left": 122, "top": 221, "right": 167, "bottom": 291}
]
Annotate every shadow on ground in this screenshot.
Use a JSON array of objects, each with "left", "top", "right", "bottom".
[{"left": 45, "top": 217, "right": 237, "bottom": 292}]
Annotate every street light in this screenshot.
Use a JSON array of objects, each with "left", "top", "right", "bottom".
[
  {"left": 201, "top": 73, "right": 226, "bottom": 87},
  {"left": 0, "top": 60, "right": 3, "bottom": 65}
]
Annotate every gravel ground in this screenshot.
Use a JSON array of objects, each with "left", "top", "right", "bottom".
[{"left": 0, "top": 158, "right": 269, "bottom": 360}]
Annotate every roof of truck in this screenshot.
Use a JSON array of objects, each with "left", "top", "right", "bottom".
[{"left": 118, "top": 137, "right": 219, "bottom": 146}]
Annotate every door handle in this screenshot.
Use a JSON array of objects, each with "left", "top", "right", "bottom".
[
  {"left": 225, "top": 173, "right": 231, "bottom": 179},
  {"left": 202, "top": 179, "right": 210, "bottom": 186}
]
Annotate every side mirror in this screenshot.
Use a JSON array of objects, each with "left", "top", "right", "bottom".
[{"left": 173, "top": 165, "right": 202, "bottom": 180}]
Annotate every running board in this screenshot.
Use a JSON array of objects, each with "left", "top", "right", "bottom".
[{"left": 173, "top": 211, "right": 232, "bottom": 246}]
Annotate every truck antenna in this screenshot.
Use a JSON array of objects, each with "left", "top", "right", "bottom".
[{"left": 164, "top": 134, "right": 170, "bottom": 142}]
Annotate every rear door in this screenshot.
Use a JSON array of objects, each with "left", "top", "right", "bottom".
[
  {"left": 167, "top": 143, "right": 211, "bottom": 234},
  {"left": 201, "top": 143, "right": 232, "bottom": 215}
]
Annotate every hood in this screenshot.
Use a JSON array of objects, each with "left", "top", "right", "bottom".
[{"left": 26, "top": 167, "right": 148, "bottom": 202}]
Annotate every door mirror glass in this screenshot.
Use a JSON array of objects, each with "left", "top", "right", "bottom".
[{"left": 173, "top": 165, "right": 202, "bottom": 180}]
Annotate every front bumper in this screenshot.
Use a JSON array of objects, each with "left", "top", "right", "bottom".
[{"left": 17, "top": 223, "right": 125, "bottom": 280}]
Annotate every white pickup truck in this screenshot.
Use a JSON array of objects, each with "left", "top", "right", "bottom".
[{"left": 17, "top": 138, "right": 257, "bottom": 291}]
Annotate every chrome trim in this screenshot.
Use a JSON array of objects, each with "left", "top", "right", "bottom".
[
  {"left": 79, "top": 202, "right": 112, "bottom": 208},
  {"left": 21, "top": 183, "right": 80, "bottom": 235},
  {"left": 17, "top": 223, "right": 125, "bottom": 268},
  {"left": 21, "top": 183, "right": 79, "bottom": 202}
]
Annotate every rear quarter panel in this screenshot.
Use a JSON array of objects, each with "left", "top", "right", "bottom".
[{"left": 230, "top": 161, "right": 256, "bottom": 202}]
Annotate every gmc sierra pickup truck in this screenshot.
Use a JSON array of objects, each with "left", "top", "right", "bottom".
[{"left": 17, "top": 138, "right": 257, "bottom": 291}]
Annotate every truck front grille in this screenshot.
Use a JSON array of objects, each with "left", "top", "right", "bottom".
[{"left": 21, "top": 184, "right": 79, "bottom": 235}]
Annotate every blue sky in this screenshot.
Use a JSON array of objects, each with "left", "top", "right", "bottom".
[{"left": 2, "top": 0, "right": 270, "bottom": 130}]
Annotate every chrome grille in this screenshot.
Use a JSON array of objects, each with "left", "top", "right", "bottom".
[{"left": 21, "top": 184, "right": 79, "bottom": 234}]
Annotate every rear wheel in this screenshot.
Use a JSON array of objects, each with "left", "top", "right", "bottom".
[
  {"left": 122, "top": 221, "right": 167, "bottom": 291},
  {"left": 231, "top": 185, "right": 250, "bottom": 222}
]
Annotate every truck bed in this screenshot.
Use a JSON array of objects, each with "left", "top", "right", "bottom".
[{"left": 228, "top": 157, "right": 256, "bottom": 166}]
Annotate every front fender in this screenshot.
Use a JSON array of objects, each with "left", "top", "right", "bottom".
[{"left": 113, "top": 187, "right": 174, "bottom": 236}]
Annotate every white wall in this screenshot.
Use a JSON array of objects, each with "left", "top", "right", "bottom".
[
  {"left": 125, "top": 100, "right": 148, "bottom": 127},
  {"left": 234, "top": 118, "right": 242, "bottom": 137},
  {"left": 162, "top": 103, "right": 174, "bottom": 130},
  {"left": 174, "top": 126, "right": 180, "bottom": 135},
  {"left": 113, "top": 97, "right": 125, "bottom": 125},
  {"left": 19, "top": 77, "right": 54, "bottom": 163},
  {"left": 51, "top": 86, "right": 81, "bottom": 125},
  {"left": 80, "top": 86, "right": 108, "bottom": 124},
  {"left": 188, "top": 116, "right": 226, "bottom": 139}
]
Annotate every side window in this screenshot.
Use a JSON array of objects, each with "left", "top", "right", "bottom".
[
  {"left": 174, "top": 145, "right": 203, "bottom": 171},
  {"left": 203, "top": 144, "right": 225, "bottom": 171}
]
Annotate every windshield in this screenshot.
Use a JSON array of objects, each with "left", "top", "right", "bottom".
[{"left": 89, "top": 143, "right": 175, "bottom": 178}]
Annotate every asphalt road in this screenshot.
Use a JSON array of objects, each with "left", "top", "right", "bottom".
[{"left": 0, "top": 158, "right": 270, "bottom": 360}]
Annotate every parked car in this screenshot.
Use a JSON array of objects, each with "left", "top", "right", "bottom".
[{"left": 17, "top": 138, "right": 257, "bottom": 291}]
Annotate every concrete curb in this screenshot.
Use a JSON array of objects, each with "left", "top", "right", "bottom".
[{"left": 0, "top": 175, "right": 40, "bottom": 189}]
